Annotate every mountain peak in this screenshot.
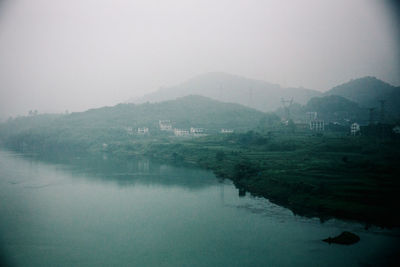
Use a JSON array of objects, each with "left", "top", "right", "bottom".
[
  {"left": 325, "top": 76, "right": 400, "bottom": 117},
  {"left": 330, "top": 76, "right": 394, "bottom": 92}
]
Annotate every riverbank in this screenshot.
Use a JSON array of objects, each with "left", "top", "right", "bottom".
[
  {"left": 2, "top": 131, "right": 400, "bottom": 227},
  {"left": 103, "top": 132, "right": 400, "bottom": 227}
]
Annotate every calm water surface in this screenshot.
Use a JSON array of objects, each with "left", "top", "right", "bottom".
[{"left": 0, "top": 150, "right": 399, "bottom": 266}]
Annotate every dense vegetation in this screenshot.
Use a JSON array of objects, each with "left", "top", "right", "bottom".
[{"left": 103, "top": 132, "right": 400, "bottom": 227}]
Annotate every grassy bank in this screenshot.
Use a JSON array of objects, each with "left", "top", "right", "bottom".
[{"left": 104, "top": 132, "right": 400, "bottom": 227}]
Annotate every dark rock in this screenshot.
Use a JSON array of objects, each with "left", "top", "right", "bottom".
[{"left": 323, "top": 231, "right": 360, "bottom": 245}]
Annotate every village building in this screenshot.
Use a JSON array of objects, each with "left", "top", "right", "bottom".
[
  {"left": 125, "top": 127, "right": 134, "bottom": 135},
  {"left": 159, "top": 120, "right": 172, "bottom": 131},
  {"left": 350, "top": 123, "right": 360, "bottom": 135},
  {"left": 306, "top": 111, "right": 324, "bottom": 131},
  {"left": 174, "top": 128, "right": 190, "bottom": 136},
  {"left": 310, "top": 120, "right": 324, "bottom": 131},
  {"left": 221, "top": 129, "right": 234, "bottom": 134},
  {"left": 190, "top": 127, "right": 205, "bottom": 136},
  {"left": 137, "top": 127, "right": 149, "bottom": 134},
  {"left": 306, "top": 111, "right": 318, "bottom": 121}
]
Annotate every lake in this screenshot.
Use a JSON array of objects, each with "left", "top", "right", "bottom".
[{"left": 0, "top": 150, "right": 399, "bottom": 266}]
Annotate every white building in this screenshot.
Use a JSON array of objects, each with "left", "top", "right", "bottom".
[
  {"left": 310, "top": 120, "right": 324, "bottom": 131},
  {"left": 306, "top": 111, "right": 318, "bottom": 121},
  {"left": 125, "top": 127, "right": 134, "bottom": 135},
  {"left": 174, "top": 128, "right": 189, "bottom": 136},
  {"left": 350, "top": 123, "right": 360, "bottom": 135},
  {"left": 221, "top": 129, "right": 234, "bottom": 134},
  {"left": 137, "top": 127, "right": 149, "bottom": 134},
  {"left": 159, "top": 120, "right": 172, "bottom": 131},
  {"left": 190, "top": 127, "right": 204, "bottom": 136}
]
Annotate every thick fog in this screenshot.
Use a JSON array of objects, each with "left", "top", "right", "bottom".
[{"left": 0, "top": 0, "right": 399, "bottom": 120}]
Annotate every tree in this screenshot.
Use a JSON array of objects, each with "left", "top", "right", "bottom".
[
  {"left": 287, "top": 119, "right": 296, "bottom": 133},
  {"left": 215, "top": 151, "right": 225, "bottom": 161}
]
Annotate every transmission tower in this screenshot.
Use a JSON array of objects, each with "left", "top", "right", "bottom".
[{"left": 281, "top": 97, "right": 293, "bottom": 120}]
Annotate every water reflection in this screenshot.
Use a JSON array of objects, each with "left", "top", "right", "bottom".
[{"left": 21, "top": 152, "right": 220, "bottom": 190}]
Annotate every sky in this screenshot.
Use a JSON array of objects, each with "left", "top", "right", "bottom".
[{"left": 0, "top": 0, "right": 399, "bottom": 119}]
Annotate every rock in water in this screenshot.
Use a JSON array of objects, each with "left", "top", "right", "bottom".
[{"left": 323, "top": 231, "right": 360, "bottom": 245}]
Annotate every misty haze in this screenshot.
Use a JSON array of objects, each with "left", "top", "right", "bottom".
[{"left": 0, "top": 0, "right": 400, "bottom": 266}]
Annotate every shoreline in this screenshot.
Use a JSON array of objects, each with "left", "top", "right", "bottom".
[{"left": 2, "top": 132, "right": 400, "bottom": 227}]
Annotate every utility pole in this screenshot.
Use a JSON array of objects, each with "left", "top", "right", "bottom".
[
  {"left": 379, "top": 100, "right": 386, "bottom": 139},
  {"left": 368, "top": 108, "right": 375, "bottom": 125},
  {"left": 379, "top": 100, "right": 385, "bottom": 123}
]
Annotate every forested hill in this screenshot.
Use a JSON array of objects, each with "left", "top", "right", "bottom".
[
  {"left": 275, "top": 95, "right": 368, "bottom": 124},
  {"left": 303, "top": 95, "right": 368, "bottom": 123},
  {"left": 65, "top": 95, "right": 266, "bottom": 130},
  {"left": 0, "top": 95, "right": 266, "bottom": 152},
  {"left": 130, "top": 72, "right": 321, "bottom": 112},
  {"left": 324, "top": 76, "right": 400, "bottom": 119},
  {"left": 275, "top": 77, "right": 400, "bottom": 123}
]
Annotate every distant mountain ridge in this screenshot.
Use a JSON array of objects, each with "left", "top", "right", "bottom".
[
  {"left": 131, "top": 73, "right": 400, "bottom": 120},
  {"left": 130, "top": 72, "right": 322, "bottom": 112}
]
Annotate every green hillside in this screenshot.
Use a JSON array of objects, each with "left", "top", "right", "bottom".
[
  {"left": 304, "top": 95, "right": 368, "bottom": 123},
  {"left": 0, "top": 95, "right": 266, "bottom": 152},
  {"left": 275, "top": 95, "right": 368, "bottom": 124}
]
